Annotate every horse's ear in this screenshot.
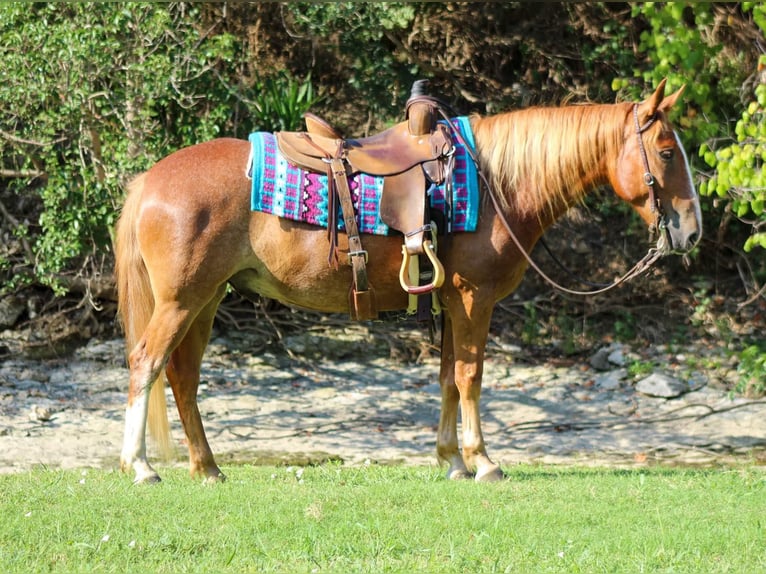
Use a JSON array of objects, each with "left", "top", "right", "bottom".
[
  {"left": 637, "top": 78, "right": 667, "bottom": 121},
  {"left": 659, "top": 84, "right": 685, "bottom": 112}
]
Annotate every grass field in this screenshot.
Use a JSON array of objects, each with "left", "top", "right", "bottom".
[{"left": 0, "top": 464, "right": 763, "bottom": 573}]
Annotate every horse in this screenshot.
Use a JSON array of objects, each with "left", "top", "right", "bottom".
[{"left": 115, "top": 79, "right": 701, "bottom": 484}]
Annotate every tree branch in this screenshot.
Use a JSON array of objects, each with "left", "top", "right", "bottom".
[
  {"left": 0, "top": 129, "right": 65, "bottom": 147},
  {"left": 0, "top": 168, "right": 45, "bottom": 179}
]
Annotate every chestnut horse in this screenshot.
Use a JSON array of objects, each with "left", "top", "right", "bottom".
[{"left": 115, "top": 80, "right": 701, "bottom": 483}]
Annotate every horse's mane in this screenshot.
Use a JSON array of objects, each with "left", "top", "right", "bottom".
[{"left": 470, "top": 102, "right": 631, "bottom": 219}]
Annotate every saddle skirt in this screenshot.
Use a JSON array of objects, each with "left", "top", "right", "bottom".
[{"left": 247, "top": 116, "right": 479, "bottom": 236}]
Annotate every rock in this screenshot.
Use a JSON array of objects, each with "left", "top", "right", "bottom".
[
  {"left": 635, "top": 373, "right": 689, "bottom": 398},
  {"left": 595, "top": 368, "right": 627, "bottom": 390},
  {"left": 607, "top": 347, "right": 626, "bottom": 367},
  {"left": 29, "top": 404, "right": 53, "bottom": 422},
  {"left": 0, "top": 295, "right": 25, "bottom": 329},
  {"left": 589, "top": 344, "right": 626, "bottom": 371},
  {"left": 589, "top": 348, "right": 612, "bottom": 371},
  {"left": 75, "top": 339, "right": 125, "bottom": 362}
]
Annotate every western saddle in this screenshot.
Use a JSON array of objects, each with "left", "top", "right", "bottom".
[{"left": 275, "top": 81, "right": 455, "bottom": 321}]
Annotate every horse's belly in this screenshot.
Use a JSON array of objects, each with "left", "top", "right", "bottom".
[
  {"left": 236, "top": 219, "right": 411, "bottom": 313},
  {"left": 228, "top": 267, "right": 353, "bottom": 313}
]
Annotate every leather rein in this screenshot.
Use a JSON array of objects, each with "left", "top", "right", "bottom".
[{"left": 439, "top": 103, "right": 669, "bottom": 297}]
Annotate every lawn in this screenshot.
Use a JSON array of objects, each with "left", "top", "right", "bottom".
[{"left": 0, "top": 464, "right": 763, "bottom": 573}]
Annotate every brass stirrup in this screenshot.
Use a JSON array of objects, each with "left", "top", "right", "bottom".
[{"left": 398, "top": 240, "right": 445, "bottom": 295}]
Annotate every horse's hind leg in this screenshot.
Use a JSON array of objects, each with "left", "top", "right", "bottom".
[
  {"left": 121, "top": 302, "right": 197, "bottom": 483},
  {"left": 165, "top": 285, "right": 227, "bottom": 483}
]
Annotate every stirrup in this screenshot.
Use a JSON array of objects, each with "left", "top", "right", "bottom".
[{"left": 398, "top": 240, "right": 445, "bottom": 295}]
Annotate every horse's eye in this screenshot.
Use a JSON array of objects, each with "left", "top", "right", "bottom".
[{"left": 659, "top": 149, "right": 674, "bottom": 161}]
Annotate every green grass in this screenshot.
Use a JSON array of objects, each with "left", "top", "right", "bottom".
[{"left": 0, "top": 464, "right": 764, "bottom": 573}]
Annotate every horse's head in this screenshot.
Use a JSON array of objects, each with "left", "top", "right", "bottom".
[{"left": 612, "top": 79, "right": 702, "bottom": 254}]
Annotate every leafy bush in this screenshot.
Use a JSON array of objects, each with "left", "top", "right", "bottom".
[
  {"left": 699, "top": 40, "right": 766, "bottom": 253},
  {"left": 735, "top": 341, "right": 766, "bottom": 397},
  {"left": 249, "top": 72, "right": 320, "bottom": 132},
  {"left": 612, "top": 2, "right": 765, "bottom": 262},
  {"left": 284, "top": 3, "right": 417, "bottom": 116},
  {"left": 0, "top": 4, "right": 240, "bottom": 291}
]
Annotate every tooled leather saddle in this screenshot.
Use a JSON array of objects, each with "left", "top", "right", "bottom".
[{"left": 275, "top": 81, "right": 455, "bottom": 321}]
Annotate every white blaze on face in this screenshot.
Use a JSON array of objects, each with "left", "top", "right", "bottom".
[{"left": 674, "top": 130, "right": 703, "bottom": 243}]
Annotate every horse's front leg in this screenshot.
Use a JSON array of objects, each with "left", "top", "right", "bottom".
[
  {"left": 437, "top": 314, "right": 473, "bottom": 479},
  {"left": 448, "top": 306, "right": 504, "bottom": 482}
]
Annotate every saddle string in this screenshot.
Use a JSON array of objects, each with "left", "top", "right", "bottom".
[{"left": 434, "top": 103, "right": 666, "bottom": 297}]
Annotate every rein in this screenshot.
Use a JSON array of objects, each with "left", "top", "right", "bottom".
[{"left": 437, "top": 103, "right": 668, "bottom": 297}]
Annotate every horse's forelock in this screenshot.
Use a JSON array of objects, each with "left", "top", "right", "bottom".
[{"left": 470, "top": 103, "right": 627, "bottom": 218}]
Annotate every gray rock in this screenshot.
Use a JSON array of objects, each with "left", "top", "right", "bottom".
[
  {"left": 590, "top": 344, "right": 626, "bottom": 371},
  {"left": 29, "top": 404, "right": 53, "bottom": 422},
  {"left": 607, "top": 347, "right": 626, "bottom": 367},
  {"left": 595, "top": 368, "right": 628, "bottom": 390},
  {"left": 0, "top": 296, "right": 25, "bottom": 329},
  {"left": 589, "top": 348, "right": 612, "bottom": 371},
  {"left": 636, "top": 373, "right": 689, "bottom": 398}
]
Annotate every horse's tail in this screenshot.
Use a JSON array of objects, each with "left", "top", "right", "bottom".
[{"left": 115, "top": 173, "right": 173, "bottom": 460}]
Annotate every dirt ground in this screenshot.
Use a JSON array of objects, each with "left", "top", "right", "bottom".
[{"left": 1, "top": 324, "right": 765, "bottom": 477}]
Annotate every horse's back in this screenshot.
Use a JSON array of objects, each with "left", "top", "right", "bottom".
[{"left": 143, "top": 137, "right": 251, "bottom": 194}]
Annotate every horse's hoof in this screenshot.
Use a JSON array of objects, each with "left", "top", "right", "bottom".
[
  {"left": 446, "top": 468, "right": 474, "bottom": 480},
  {"left": 475, "top": 465, "right": 504, "bottom": 482},
  {"left": 203, "top": 472, "right": 227, "bottom": 485},
  {"left": 133, "top": 473, "right": 162, "bottom": 485}
]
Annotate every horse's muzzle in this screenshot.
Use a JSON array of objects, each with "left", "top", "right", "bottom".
[{"left": 666, "top": 219, "right": 702, "bottom": 254}]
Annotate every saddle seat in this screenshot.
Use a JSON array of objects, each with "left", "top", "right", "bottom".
[{"left": 276, "top": 117, "right": 452, "bottom": 181}]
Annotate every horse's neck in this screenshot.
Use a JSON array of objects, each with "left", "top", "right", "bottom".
[{"left": 473, "top": 104, "right": 624, "bottom": 226}]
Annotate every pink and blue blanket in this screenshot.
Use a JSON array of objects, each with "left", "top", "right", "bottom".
[{"left": 247, "top": 116, "right": 478, "bottom": 235}]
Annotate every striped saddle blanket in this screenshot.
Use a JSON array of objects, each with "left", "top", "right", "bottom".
[{"left": 247, "top": 116, "right": 479, "bottom": 235}]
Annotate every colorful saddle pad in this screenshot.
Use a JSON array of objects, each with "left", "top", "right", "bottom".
[{"left": 247, "top": 116, "right": 479, "bottom": 235}]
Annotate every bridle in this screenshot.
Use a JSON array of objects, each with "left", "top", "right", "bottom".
[
  {"left": 439, "top": 103, "right": 670, "bottom": 297},
  {"left": 633, "top": 104, "right": 669, "bottom": 243}
]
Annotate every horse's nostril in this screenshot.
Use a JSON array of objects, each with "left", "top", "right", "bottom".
[{"left": 686, "top": 231, "right": 700, "bottom": 248}]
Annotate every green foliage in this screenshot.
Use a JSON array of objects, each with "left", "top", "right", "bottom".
[
  {"left": 287, "top": 2, "right": 415, "bottom": 35},
  {"left": 250, "top": 72, "right": 320, "bottom": 132},
  {"left": 613, "top": 310, "right": 638, "bottom": 342},
  {"left": 627, "top": 359, "right": 655, "bottom": 379},
  {"left": 285, "top": 3, "right": 418, "bottom": 114},
  {"left": 613, "top": 2, "right": 739, "bottom": 146},
  {"left": 521, "top": 300, "right": 540, "bottom": 345},
  {"left": 0, "top": 3, "right": 240, "bottom": 290},
  {"left": 577, "top": 8, "right": 635, "bottom": 86},
  {"left": 699, "top": 57, "right": 766, "bottom": 253},
  {"left": 735, "top": 341, "right": 766, "bottom": 397}
]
